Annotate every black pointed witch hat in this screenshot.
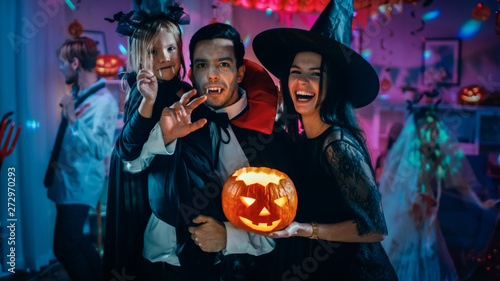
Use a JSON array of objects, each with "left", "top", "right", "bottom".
[{"left": 253, "top": 0, "right": 379, "bottom": 108}]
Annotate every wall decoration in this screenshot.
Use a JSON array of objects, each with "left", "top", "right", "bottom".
[
  {"left": 0, "top": 112, "right": 21, "bottom": 169},
  {"left": 220, "top": 0, "right": 329, "bottom": 12},
  {"left": 81, "top": 30, "right": 108, "bottom": 54},
  {"left": 95, "top": 55, "right": 124, "bottom": 78},
  {"left": 68, "top": 19, "right": 83, "bottom": 37},
  {"left": 422, "top": 38, "right": 461, "bottom": 86},
  {"left": 457, "top": 84, "right": 487, "bottom": 105},
  {"left": 471, "top": 3, "right": 491, "bottom": 21}
]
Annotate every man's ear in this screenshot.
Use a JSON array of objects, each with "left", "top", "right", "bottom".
[
  {"left": 71, "top": 57, "right": 80, "bottom": 70},
  {"left": 237, "top": 64, "right": 246, "bottom": 84}
]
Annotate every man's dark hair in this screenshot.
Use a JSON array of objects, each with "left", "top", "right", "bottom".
[
  {"left": 57, "top": 37, "right": 98, "bottom": 72},
  {"left": 189, "top": 23, "right": 244, "bottom": 68}
]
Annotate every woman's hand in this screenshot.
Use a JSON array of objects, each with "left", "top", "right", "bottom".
[
  {"left": 137, "top": 69, "right": 158, "bottom": 103},
  {"left": 265, "top": 222, "right": 312, "bottom": 238}
]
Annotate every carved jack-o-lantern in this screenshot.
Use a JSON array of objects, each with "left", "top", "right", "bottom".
[
  {"left": 222, "top": 167, "right": 297, "bottom": 234},
  {"left": 458, "top": 84, "right": 487, "bottom": 105},
  {"left": 95, "top": 55, "right": 123, "bottom": 77}
]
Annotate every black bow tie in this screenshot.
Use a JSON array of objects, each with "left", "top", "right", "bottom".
[
  {"left": 204, "top": 109, "right": 231, "bottom": 167},
  {"left": 206, "top": 110, "right": 230, "bottom": 129}
]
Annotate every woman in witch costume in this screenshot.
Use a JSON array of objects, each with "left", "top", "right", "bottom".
[
  {"left": 102, "top": 4, "right": 192, "bottom": 280},
  {"left": 253, "top": 0, "right": 398, "bottom": 279}
]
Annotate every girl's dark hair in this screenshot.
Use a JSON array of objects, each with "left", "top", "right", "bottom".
[{"left": 280, "top": 52, "right": 372, "bottom": 160}]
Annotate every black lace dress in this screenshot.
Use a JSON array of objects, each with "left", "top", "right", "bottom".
[{"left": 266, "top": 126, "right": 398, "bottom": 280}]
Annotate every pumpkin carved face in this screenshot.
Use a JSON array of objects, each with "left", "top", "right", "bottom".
[
  {"left": 458, "top": 84, "right": 487, "bottom": 105},
  {"left": 222, "top": 167, "right": 297, "bottom": 234},
  {"left": 95, "top": 54, "right": 123, "bottom": 77}
]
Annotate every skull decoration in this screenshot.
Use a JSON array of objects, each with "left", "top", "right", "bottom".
[{"left": 222, "top": 167, "right": 298, "bottom": 234}]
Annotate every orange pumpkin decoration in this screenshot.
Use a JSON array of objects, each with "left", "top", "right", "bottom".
[
  {"left": 380, "top": 77, "right": 391, "bottom": 92},
  {"left": 457, "top": 84, "right": 487, "bottom": 105},
  {"left": 68, "top": 19, "right": 83, "bottom": 38},
  {"left": 222, "top": 167, "right": 297, "bottom": 234},
  {"left": 472, "top": 3, "right": 491, "bottom": 21},
  {"left": 95, "top": 54, "right": 123, "bottom": 77}
]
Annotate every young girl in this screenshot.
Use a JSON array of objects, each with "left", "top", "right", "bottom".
[{"left": 103, "top": 6, "right": 191, "bottom": 280}]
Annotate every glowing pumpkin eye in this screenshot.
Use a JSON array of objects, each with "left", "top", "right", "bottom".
[
  {"left": 274, "top": 196, "right": 287, "bottom": 207},
  {"left": 240, "top": 197, "right": 256, "bottom": 207}
]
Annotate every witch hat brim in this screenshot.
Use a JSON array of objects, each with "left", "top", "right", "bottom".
[{"left": 252, "top": 1, "right": 379, "bottom": 108}]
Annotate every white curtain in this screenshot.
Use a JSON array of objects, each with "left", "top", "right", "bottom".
[{"left": 0, "top": 0, "right": 68, "bottom": 274}]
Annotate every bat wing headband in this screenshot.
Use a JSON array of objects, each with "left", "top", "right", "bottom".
[{"left": 105, "top": 2, "right": 190, "bottom": 37}]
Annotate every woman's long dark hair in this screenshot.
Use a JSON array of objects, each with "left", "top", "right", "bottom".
[{"left": 280, "top": 52, "right": 372, "bottom": 161}]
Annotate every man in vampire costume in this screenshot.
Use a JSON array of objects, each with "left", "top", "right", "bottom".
[
  {"left": 122, "top": 23, "right": 294, "bottom": 280},
  {"left": 45, "top": 37, "right": 118, "bottom": 281},
  {"left": 105, "top": 21, "right": 292, "bottom": 280}
]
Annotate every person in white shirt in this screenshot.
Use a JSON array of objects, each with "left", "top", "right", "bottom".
[{"left": 44, "top": 37, "right": 118, "bottom": 281}]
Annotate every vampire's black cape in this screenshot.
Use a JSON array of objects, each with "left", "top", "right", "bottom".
[
  {"left": 103, "top": 76, "right": 228, "bottom": 281},
  {"left": 151, "top": 104, "right": 295, "bottom": 280},
  {"left": 104, "top": 74, "right": 294, "bottom": 280},
  {"left": 103, "top": 76, "right": 183, "bottom": 280},
  {"left": 144, "top": 104, "right": 228, "bottom": 281},
  {"left": 221, "top": 123, "right": 297, "bottom": 281}
]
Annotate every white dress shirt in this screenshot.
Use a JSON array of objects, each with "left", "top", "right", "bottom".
[{"left": 48, "top": 78, "right": 118, "bottom": 208}]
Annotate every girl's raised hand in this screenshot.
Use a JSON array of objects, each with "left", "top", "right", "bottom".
[
  {"left": 137, "top": 69, "right": 158, "bottom": 102},
  {"left": 160, "top": 89, "right": 207, "bottom": 145}
]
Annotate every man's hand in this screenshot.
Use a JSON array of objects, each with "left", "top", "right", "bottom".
[
  {"left": 137, "top": 69, "right": 158, "bottom": 103},
  {"left": 160, "top": 89, "right": 207, "bottom": 145},
  {"left": 188, "top": 215, "right": 226, "bottom": 252},
  {"left": 59, "top": 94, "right": 76, "bottom": 125}
]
